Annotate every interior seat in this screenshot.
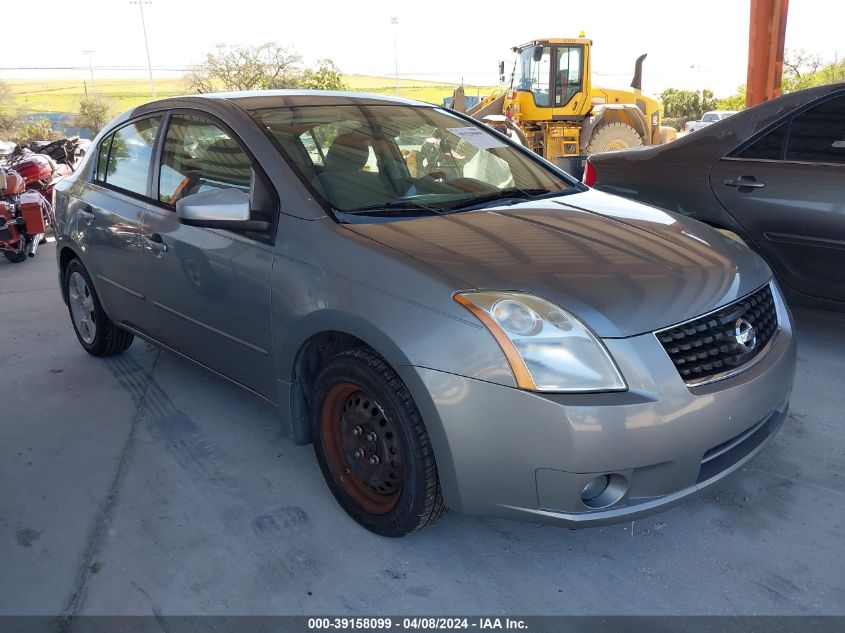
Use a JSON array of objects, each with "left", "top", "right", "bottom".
[{"left": 311, "top": 133, "right": 390, "bottom": 210}]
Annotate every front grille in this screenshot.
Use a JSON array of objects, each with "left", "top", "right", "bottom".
[{"left": 657, "top": 284, "right": 778, "bottom": 385}]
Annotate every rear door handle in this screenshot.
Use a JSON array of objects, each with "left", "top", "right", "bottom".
[
  {"left": 724, "top": 177, "right": 765, "bottom": 189},
  {"left": 142, "top": 233, "right": 168, "bottom": 255},
  {"left": 78, "top": 204, "right": 95, "bottom": 225}
]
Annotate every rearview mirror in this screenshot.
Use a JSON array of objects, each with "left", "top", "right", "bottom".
[{"left": 176, "top": 188, "right": 268, "bottom": 232}]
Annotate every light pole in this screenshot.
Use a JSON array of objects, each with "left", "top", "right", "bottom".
[
  {"left": 82, "top": 50, "right": 97, "bottom": 97},
  {"left": 130, "top": 0, "right": 156, "bottom": 98},
  {"left": 390, "top": 17, "right": 399, "bottom": 96}
]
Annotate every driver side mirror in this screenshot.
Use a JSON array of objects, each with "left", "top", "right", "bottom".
[
  {"left": 498, "top": 61, "right": 505, "bottom": 83},
  {"left": 532, "top": 45, "right": 544, "bottom": 62},
  {"left": 176, "top": 187, "right": 269, "bottom": 232}
]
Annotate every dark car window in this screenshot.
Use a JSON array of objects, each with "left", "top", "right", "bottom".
[
  {"left": 94, "top": 135, "right": 112, "bottom": 182},
  {"left": 735, "top": 123, "right": 788, "bottom": 161},
  {"left": 99, "top": 117, "right": 161, "bottom": 196},
  {"left": 159, "top": 114, "right": 253, "bottom": 206},
  {"left": 786, "top": 95, "right": 845, "bottom": 164}
]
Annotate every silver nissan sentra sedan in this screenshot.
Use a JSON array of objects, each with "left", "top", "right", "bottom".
[{"left": 54, "top": 91, "right": 796, "bottom": 537}]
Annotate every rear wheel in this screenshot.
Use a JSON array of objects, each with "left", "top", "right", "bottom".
[
  {"left": 312, "top": 349, "right": 445, "bottom": 537},
  {"left": 64, "top": 259, "right": 134, "bottom": 356},
  {"left": 585, "top": 122, "right": 644, "bottom": 154}
]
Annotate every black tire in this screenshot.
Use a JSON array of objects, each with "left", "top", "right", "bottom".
[
  {"left": 64, "top": 258, "right": 134, "bottom": 357},
  {"left": 312, "top": 349, "right": 446, "bottom": 537},
  {"left": 4, "top": 249, "right": 28, "bottom": 263}
]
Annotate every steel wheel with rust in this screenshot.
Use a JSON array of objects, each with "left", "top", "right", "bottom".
[{"left": 312, "top": 349, "right": 446, "bottom": 536}]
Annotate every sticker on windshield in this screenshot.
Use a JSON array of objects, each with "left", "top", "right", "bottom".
[{"left": 447, "top": 126, "right": 507, "bottom": 150}]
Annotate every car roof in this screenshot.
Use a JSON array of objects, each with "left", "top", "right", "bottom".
[
  {"left": 149, "top": 89, "right": 433, "bottom": 110},
  {"left": 104, "top": 90, "right": 441, "bottom": 133}
]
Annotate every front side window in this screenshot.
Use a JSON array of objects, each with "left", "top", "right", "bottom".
[
  {"left": 555, "top": 46, "right": 584, "bottom": 107},
  {"left": 786, "top": 95, "right": 845, "bottom": 164},
  {"left": 517, "top": 45, "right": 551, "bottom": 107},
  {"left": 159, "top": 114, "right": 253, "bottom": 206},
  {"left": 251, "top": 104, "right": 573, "bottom": 218},
  {"left": 99, "top": 117, "right": 161, "bottom": 195}
]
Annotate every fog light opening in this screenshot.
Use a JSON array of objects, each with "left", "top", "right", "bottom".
[{"left": 580, "top": 474, "right": 628, "bottom": 509}]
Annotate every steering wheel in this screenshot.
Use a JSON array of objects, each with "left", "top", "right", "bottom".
[{"left": 417, "top": 171, "right": 449, "bottom": 184}]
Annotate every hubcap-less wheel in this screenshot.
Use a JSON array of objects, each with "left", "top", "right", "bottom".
[
  {"left": 68, "top": 271, "right": 97, "bottom": 344},
  {"left": 320, "top": 383, "right": 403, "bottom": 515}
]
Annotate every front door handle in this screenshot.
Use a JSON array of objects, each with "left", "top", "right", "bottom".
[
  {"left": 142, "top": 233, "right": 168, "bottom": 255},
  {"left": 724, "top": 177, "right": 765, "bottom": 189}
]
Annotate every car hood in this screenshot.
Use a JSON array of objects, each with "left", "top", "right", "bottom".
[{"left": 344, "top": 188, "right": 772, "bottom": 338}]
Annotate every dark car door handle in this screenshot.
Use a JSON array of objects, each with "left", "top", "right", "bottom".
[
  {"left": 142, "top": 233, "right": 168, "bottom": 255},
  {"left": 78, "top": 204, "right": 95, "bottom": 224},
  {"left": 724, "top": 177, "right": 765, "bottom": 189}
]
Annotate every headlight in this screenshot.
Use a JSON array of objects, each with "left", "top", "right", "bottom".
[{"left": 454, "top": 291, "right": 627, "bottom": 393}]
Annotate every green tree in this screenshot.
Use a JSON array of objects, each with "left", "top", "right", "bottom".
[
  {"left": 186, "top": 43, "right": 344, "bottom": 93},
  {"left": 717, "top": 85, "right": 746, "bottom": 110},
  {"left": 782, "top": 49, "right": 845, "bottom": 93},
  {"left": 76, "top": 97, "right": 112, "bottom": 134},
  {"left": 660, "top": 88, "right": 712, "bottom": 118},
  {"left": 7, "top": 118, "right": 55, "bottom": 145},
  {"left": 292, "top": 59, "right": 347, "bottom": 91}
]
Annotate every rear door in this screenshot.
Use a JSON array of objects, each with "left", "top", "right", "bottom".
[
  {"left": 709, "top": 93, "right": 845, "bottom": 302},
  {"left": 138, "top": 112, "right": 277, "bottom": 398},
  {"left": 78, "top": 116, "right": 161, "bottom": 327}
]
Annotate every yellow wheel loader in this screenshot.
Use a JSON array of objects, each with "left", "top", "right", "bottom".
[{"left": 454, "top": 36, "right": 676, "bottom": 176}]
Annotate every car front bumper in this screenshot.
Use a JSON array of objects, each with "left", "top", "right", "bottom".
[{"left": 397, "top": 288, "right": 797, "bottom": 528}]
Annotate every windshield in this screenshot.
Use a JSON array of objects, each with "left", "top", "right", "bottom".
[
  {"left": 516, "top": 46, "right": 551, "bottom": 106},
  {"left": 250, "top": 104, "right": 573, "bottom": 219}
]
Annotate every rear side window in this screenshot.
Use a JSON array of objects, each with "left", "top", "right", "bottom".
[
  {"left": 735, "top": 123, "right": 787, "bottom": 161},
  {"left": 786, "top": 95, "right": 845, "bottom": 164},
  {"left": 702, "top": 113, "right": 719, "bottom": 123},
  {"left": 97, "top": 117, "right": 161, "bottom": 196},
  {"left": 158, "top": 114, "right": 253, "bottom": 206},
  {"left": 95, "top": 136, "right": 111, "bottom": 181}
]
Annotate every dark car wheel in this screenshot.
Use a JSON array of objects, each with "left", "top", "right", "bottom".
[
  {"left": 4, "top": 249, "right": 28, "bottom": 263},
  {"left": 64, "top": 259, "right": 134, "bottom": 357},
  {"left": 312, "top": 349, "right": 446, "bottom": 537}
]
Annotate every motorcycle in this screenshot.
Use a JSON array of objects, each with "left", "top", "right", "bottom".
[
  {"left": 4, "top": 137, "right": 82, "bottom": 205},
  {"left": 0, "top": 168, "right": 51, "bottom": 263}
]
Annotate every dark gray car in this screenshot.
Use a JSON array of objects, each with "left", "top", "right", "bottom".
[
  {"left": 54, "top": 91, "right": 795, "bottom": 536},
  {"left": 586, "top": 83, "right": 845, "bottom": 312}
]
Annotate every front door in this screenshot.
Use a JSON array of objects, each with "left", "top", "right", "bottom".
[
  {"left": 710, "top": 93, "right": 845, "bottom": 303},
  {"left": 78, "top": 116, "right": 161, "bottom": 327},
  {"left": 139, "top": 113, "right": 277, "bottom": 398}
]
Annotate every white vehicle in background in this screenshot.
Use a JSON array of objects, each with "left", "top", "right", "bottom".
[{"left": 685, "top": 110, "right": 738, "bottom": 133}]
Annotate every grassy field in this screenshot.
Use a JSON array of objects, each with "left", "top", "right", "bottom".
[{"left": 4, "top": 75, "right": 497, "bottom": 117}]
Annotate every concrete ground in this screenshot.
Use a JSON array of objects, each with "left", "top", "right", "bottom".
[{"left": 1, "top": 243, "right": 844, "bottom": 616}]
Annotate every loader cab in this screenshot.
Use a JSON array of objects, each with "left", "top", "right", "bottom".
[{"left": 510, "top": 38, "right": 592, "bottom": 123}]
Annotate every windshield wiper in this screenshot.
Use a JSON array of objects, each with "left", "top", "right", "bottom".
[
  {"left": 447, "top": 187, "right": 561, "bottom": 211},
  {"left": 341, "top": 200, "right": 448, "bottom": 216}
]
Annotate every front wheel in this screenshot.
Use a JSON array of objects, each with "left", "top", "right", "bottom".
[
  {"left": 585, "top": 122, "right": 644, "bottom": 154},
  {"left": 312, "top": 349, "right": 446, "bottom": 537}
]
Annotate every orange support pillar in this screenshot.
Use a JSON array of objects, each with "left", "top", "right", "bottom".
[{"left": 746, "top": 0, "right": 789, "bottom": 108}]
